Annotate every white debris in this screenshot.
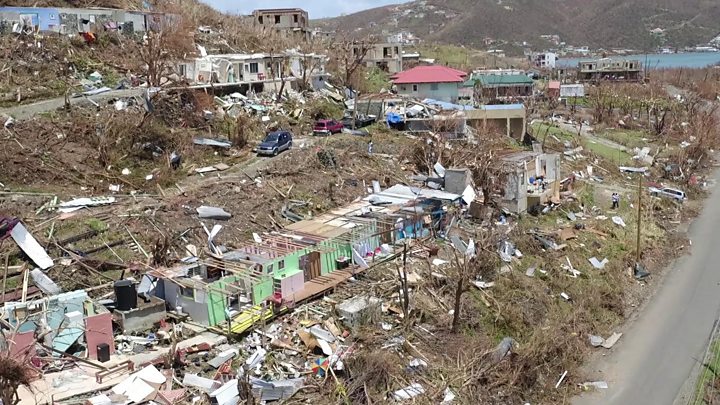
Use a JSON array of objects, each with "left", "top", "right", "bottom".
[
  {"left": 581, "top": 381, "right": 609, "bottom": 390},
  {"left": 555, "top": 370, "right": 568, "bottom": 389},
  {"left": 10, "top": 223, "right": 54, "bottom": 269},
  {"left": 589, "top": 257, "right": 609, "bottom": 269},
  {"left": 612, "top": 216, "right": 626, "bottom": 228},
  {"left": 601, "top": 332, "right": 622, "bottom": 349},
  {"left": 392, "top": 383, "right": 425, "bottom": 400}
]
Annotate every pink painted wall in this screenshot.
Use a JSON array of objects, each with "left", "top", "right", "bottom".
[
  {"left": 8, "top": 330, "right": 36, "bottom": 360},
  {"left": 85, "top": 312, "right": 114, "bottom": 360},
  {"left": 280, "top": 272, "right": 305, "bottom": 300}
]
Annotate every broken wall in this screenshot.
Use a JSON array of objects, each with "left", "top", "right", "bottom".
[
  {"left": 163, "top": 280, "right": 211, "bottom": 326},
  {"left": 85, "top": 312, "right": 114, "bottom": 360},
  {"left": 502, "top": 169, "right": 527, "bottom": 213},
  {"left": 319, "top": 240, "right": 353, "bottom": 275}
]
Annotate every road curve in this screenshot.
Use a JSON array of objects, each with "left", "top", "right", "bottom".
[{"left": 574, "top": 172, "right": 720, "bottom": 405}]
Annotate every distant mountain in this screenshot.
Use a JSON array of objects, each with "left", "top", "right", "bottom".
[{"left": 317, "top": 0, "right": 720, "bottom": 50}]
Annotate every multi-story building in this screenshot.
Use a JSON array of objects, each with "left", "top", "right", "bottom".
[
  {"left": 577, "top": 58, "right": 642, "bottom": 82},
  {"left": 353, "top": 42, "right": 404, "bottom": 74},
  {"left": 252, "top": 8, "right": 310, "bottom": 41},
  {"left": 528, "top": 51, "right": 557, "bottom": 69}
]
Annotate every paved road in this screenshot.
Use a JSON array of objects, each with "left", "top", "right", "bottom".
[
  {"left": 574, "top": 171, "right": 720, "bottom": 404},
  {"left": 0, "top": 88, "right": 144, "bottom": 120}
]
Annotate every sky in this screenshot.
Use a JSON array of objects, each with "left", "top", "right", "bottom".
[{"left": 201, "top": 0, "right": 410, "bottom": 19}]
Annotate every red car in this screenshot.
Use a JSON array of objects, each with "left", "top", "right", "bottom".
[{"left": 313, "top": 119, "right": 344, "bottom": 136}]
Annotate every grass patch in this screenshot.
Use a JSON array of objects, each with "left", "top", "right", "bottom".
[
  {"left": 583, "top": 140, "right": 632, "bottom": 165},
  {"left": 599, "top": 129, "right": 648, "bottom": 149},
  {"left": 530, "top": 122, "right": 576, "bottom": 142},
  {"left": 691, "top": 338, "right": 720, "bottom": 404}
]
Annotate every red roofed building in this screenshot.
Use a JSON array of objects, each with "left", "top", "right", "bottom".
[{"left": 392, "top": 66, "right": 468, "bottom": 103}]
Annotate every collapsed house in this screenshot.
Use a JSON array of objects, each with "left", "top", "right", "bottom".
[
  {"left": 145, "top": 185, "right": 461, "bottom": 334},
  {"left": 500, "top": 151, "right": 561, "bottom": 214},
  {"left": 3, "top": 290, "right": 114, "bottom": 361}
]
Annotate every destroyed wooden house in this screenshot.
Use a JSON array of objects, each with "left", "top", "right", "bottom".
[
  {"left": 0, "top": 6, "right": 167, "bottom": 36},
  {"left": 146, "top": 187, "right": 459, "bottom": 335},
  {"left": 500, "top": 151, "right": 561, "bottom": 214},
  {"left": 3, "top": 290, "right": 114, "bottom": 361}
]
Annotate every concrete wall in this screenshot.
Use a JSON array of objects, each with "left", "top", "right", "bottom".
[
  {"left": 113, "top": 297, "right": 166, "bottom": 333},
  {"left": 466, "top": 107, "right": 527, "bottom": 139},
  {"left": 396, "top": 82, "right": 459, "bottom": 103},
  {"left": 445, "top": 169, "right": 472, "bottom": 195},
  {"left": 0, "top": 7, "right": 61, "bottom": 31},
  {"left": 254, "top": 10, "right": 308, "bottom": 30}
]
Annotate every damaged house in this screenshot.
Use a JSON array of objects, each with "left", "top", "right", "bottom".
[
  {"left": 472, "top": 73, "right": 535, "bottom": 103},
  {"left": 354, "top": 41, "right": 404, "bottom": 74},
  {"left": 3, "top": 290, "right": 114, "bottom": 362},
  {"left": 146, "top": 185, "right": 460, "bottom": 335},
  {"left": 0, "top": 6, "right": 165, "bottom": 35},
  {"left": 252, "top": 8, "right": 311, "bottom": 41},
  {"left": 577, "top": 58, "right": 642, "bottom": 82},
  {"left": 500, "top": 151, "right": 561, "bottom": 214},
  {"left": 465, "top": 104, "right": 527, "bottom": 141},
  {"left": 177, "top": 51, "right": 328, "bottom": 91}
]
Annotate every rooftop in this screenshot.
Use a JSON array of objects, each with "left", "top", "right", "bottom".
[
  {"left": 473, "top": 74, "right": 534, "bottom": 87},
  {"left": 253, "top": 8, "right": 307, "bottom": 14},
  {"left": 392, "top": 66, "right": 467, "bottom": 85},
  {"left": 478, "top": 104, "right": 525, "bottom": 111}
]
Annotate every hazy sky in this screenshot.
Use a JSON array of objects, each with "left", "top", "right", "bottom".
[{"left": 201, "top": 0, "right": 409, "bottom": 18}]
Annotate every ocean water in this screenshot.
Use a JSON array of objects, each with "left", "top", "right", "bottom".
[{"left": 557, "top": 52, "right": 720, "bottom": 69}]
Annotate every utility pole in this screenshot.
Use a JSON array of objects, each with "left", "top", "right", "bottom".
[
  {"left": 636, "top": 174, "right": 642, "bottom": 265},
  {"left": 352, "top": 90, "right": 359, "bottom": 130}
]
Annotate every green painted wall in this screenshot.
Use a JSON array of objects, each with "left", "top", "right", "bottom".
[
  {"left": 207, "top": 276, "right": 236, "bottom": 326},
  {"left": 319, "top": 240, "right": 352, "bottom": 274},
  {"left": 252, "top": 279, "right": 274, "bottom": 304}
]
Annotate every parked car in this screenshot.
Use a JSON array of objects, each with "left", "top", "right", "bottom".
[
  {"left": 313, "top": 119, "right": 344, "bottom": 135},
  {"left": 257, "top": 131, "right": 292, "bottom": 156},
  {"left": 648, "top": 186, "right": 686, "bottom": 202}
]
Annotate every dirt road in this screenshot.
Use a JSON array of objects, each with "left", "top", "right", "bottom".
[
  {"left": 0, "top": 88, "right": 144, "bottom": 120},
  {"left": 574, "top": 173, "right": 720, "bottom": 404},
  {"left": 556, "top": 121, "right": 628, "bottom": 152}
]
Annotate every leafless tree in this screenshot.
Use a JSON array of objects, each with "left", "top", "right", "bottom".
[
  {"left": 135, "top": 6, "right": 197, "bottom": 88},
  {"left": 328, "top": 34, "right": 378, "bottom": 89},
  {"left": 449, "top": 228, "right": 499, "bottom": 332}
]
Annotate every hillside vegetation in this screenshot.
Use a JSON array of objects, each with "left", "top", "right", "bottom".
[{"left": 318, "top": 0, "right": 720, "bottom": 50}]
